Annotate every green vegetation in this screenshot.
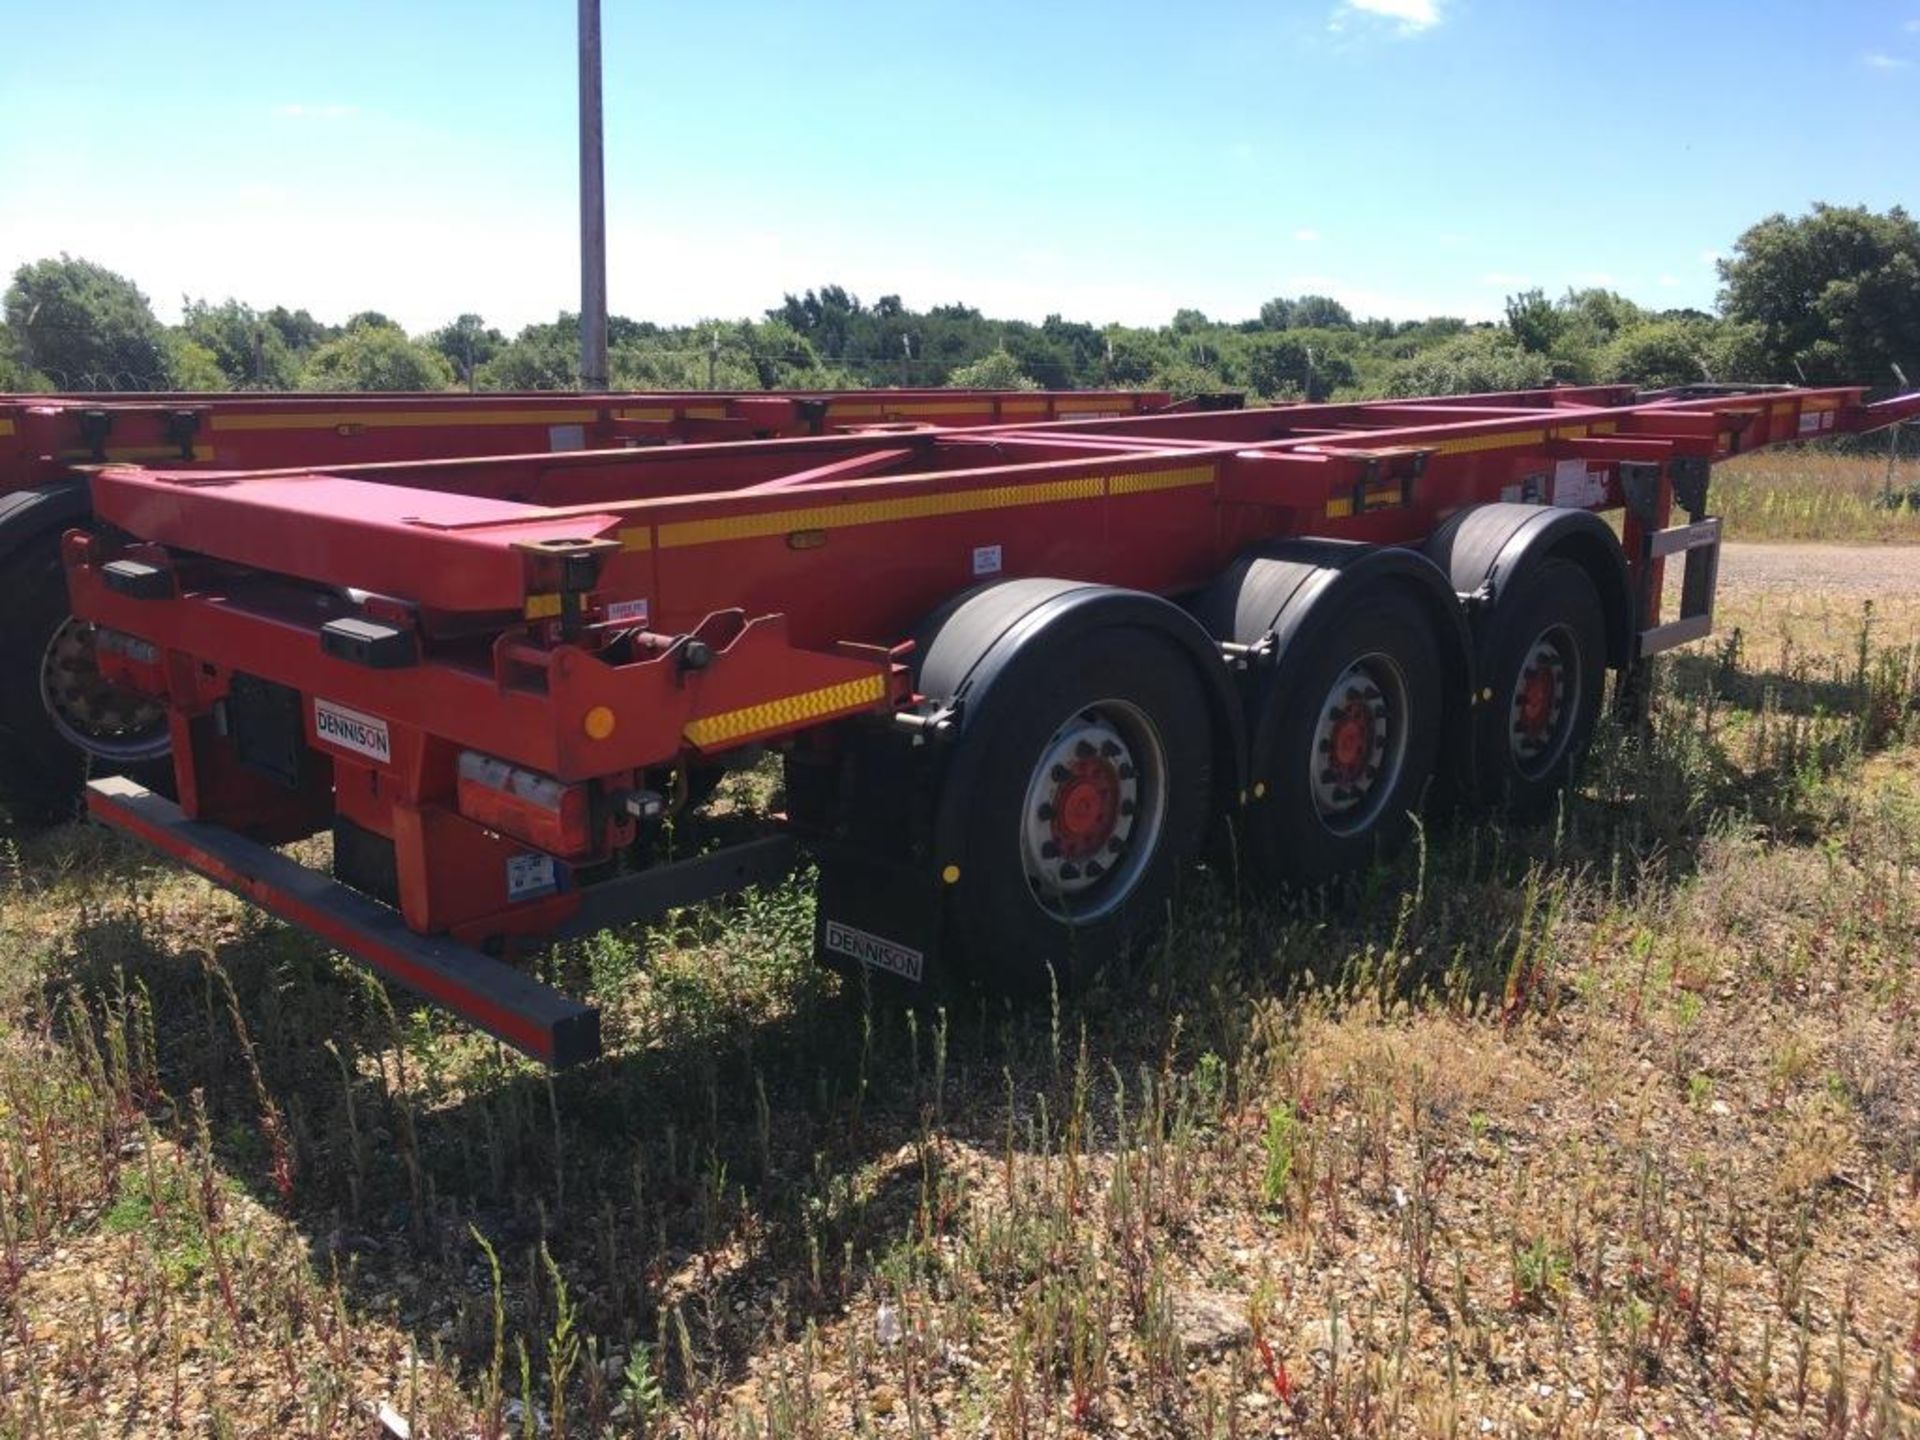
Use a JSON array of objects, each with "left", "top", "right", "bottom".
[
  {"left": 299, "top": 316, "right": 457, "bottom": 392},
  {"left": 1715, "top": 449, "right": 1920, "bottom": 543},
  {"left": 2, "top": 256, "right": 172, "bottom": 392},
  {"left": 2, "top": 595, "right": 1918, "bottom": 1434},
  {"left": 4, "top": 203, "right": 1917, "bottom": 396}
]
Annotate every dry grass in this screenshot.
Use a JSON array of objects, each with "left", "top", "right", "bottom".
[
  {"left": 1714, "top": 446, "right": 1920, "bottom": 543},
  {"left": 3, "top": 601, "right": 1920, "bottom": 1438}
]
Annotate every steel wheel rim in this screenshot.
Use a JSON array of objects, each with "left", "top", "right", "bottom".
[
  {"left": 1308, "top": 652, "right": 1410, "bottom": 837},
  {"left": 38, "top": 616, "right": 171, "bottom": 764},
  {"left": 1507, "top": 625, "right": 1579, "bottom": 779},
  {"left": 1018, "top": 698, "right": 1168, "bottom": 923}
]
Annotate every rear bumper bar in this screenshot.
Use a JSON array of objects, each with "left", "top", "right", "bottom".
[{"left": 86, "top": 777, "right": 601, "bottom": 1068}]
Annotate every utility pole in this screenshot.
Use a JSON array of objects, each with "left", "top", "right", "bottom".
[
  {"left": 707, "top": 329, "right": 719, "bottom": 390},
  {"left": 900, "top": 333, "right": 912, "bottom": 388},
  {"left": 1889, "top": 364, "right": 1912, "bottom": 507},
  {"left": 577, "top": 0, "right": 608, "bottom": 391}
]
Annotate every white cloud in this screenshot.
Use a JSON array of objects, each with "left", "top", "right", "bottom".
[
  {"left": 1479, "top": 272, "right": 1531, "bottom": 287},
  {"left": 1906, "top": 18, "right": 1920, "bottom": 32},
  {"left": 1337, "top": 0, "right": 1441, "bottom": 33},
  {"left": 1863, "top": 51, "right": 1911, "bottom": 69},
  {"left": 1700, "top": 249, "right": 1724, "bottom": 266},
  {"left": 1293, "top": 227, "right": 1322, "bottom": 243},
  {"left": 1657, "top": 274, "right": 1681, "bottom": 288},
  {"left": 273, "top": 103, "right": 360, "bottom": 119}
]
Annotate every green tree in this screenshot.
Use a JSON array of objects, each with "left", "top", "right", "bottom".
[
  {"left": 179, "top": 298, "right": 300, "bottom": 388},
  {"left": 0, "top": 322, "right": 51, "bottom": 391},
  {"left": 263, "top": 305, "right": 336, "bottom": 357},
  {"left": 1699, "top": 319, "right": 1769, "bottom": 383},
  {"left": 477, "top": 317, "right": 579, "bottom": 390},
  {"left": 427, "top": 313, "right": 506, "bottom": 388},
  {"left": 772, "top": 285, "right": 865, "bottom": 361},
  {"left": 1380, "top": 330, "right": 1553, "bottom": 397},
  {"left": 1103, "top": 328, "right": 1165, "bottom": 386},
  {"left": 4, "top": 256, "right": 170, "bottom": 389},
  {"left": 1245, "top": 331, "right": 1354, "bottom": 401},
  {"left": 945, "top": 348, "right": 1037, "bottom": 390},
  {"left": 162, "top": 332, "right": 229, "bottom": 390},
  {"left": 1258, "top": 296, "right": 1296, "bottom": 330},
  {"left": 1288, "top": 295, "right": 1354, "bottom": 330},
  {"left": 1504, "top": 288, "right": 1563, "bottom": 355},
  {"left": 1719, "top": 204, "right": 1920, "bottom": 384},
  {"left": 300, "top": 323, "right": 454, "bottom": 391},
  {"left": 1149, "top": 357, "right": 1235, "bottom": 399},
  {"left": 1598, "top": 320, "right": 1712, "bottom": 389}
]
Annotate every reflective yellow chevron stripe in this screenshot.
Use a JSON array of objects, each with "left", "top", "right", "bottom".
[
  {"left": 1431, "top": 429, "right": 1545, "bottom": 457},
  {"left": 1108, "top": 464, "right": 1213, "bottom": 495},
  {"left": 684, "top": 673, "right": 889, "bottom": 748}
]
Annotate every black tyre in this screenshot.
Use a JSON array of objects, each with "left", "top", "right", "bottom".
[
  {"left": 1471, "top": 558, "right": 1605, "bottom": 818},
  {"left": 946, "top": 626, "right": 1213, "bottom": 995},
  {"left": 1246, "top": 587, "right": 1443, "bottom": 890},
  {"left": 0, "top": 519, "right": 171, "bottom": 824}
]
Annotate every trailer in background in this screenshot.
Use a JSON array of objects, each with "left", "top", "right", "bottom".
[{"left": 0, "top": 387, "right": 1195, "bottom": 816}]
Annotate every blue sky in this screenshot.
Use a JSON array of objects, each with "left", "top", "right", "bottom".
[{"left": 1, "top": 0, "right": 1915, "bottom": 332}]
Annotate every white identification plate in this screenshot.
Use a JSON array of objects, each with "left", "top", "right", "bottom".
[
  {"left": 972, "top": 544, "right": 1003, "bottom": 577},
  {"left": 823, "top": 919, "right": 924, "bottom": 981},
  {"left": 506, "top": 853, "right": 558, "bottom": 902},
  {"left": 548, "top": 424, "right": 586, "bottom": 451},
  {"left": 312, "top": 698, "right": 392, "bottom": 764},
  {"left": 606, "top": 597, "right": 650, "bottom": 625}
]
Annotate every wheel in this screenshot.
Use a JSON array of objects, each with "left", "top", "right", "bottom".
[
  {"left": 946, "top": 626, "right": 1212, "bottom": 995},
  {"left": 1245, "top": 586, "right": 1443, "bottom": 891},
  {"left": 0, "top": 522, "right": 171, "bottom": 824},
  {"left": 1471, "top": 559, "right": 1605, "bottom": 818}
]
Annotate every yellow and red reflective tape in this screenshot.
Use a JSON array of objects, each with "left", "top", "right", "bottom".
[{"left": 684, "top": 673, "right": 889, "bottom": 749}]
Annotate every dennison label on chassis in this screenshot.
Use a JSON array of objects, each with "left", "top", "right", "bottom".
[{"left": 313, "top": 699, "right": 391, "bottom": 764}]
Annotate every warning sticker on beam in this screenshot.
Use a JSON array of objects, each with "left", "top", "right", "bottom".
[{"left": 1551, "top": 460, "right": 1606, "bottom": 509}]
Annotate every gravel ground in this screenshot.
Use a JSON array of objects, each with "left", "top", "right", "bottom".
[{"left": 1720, "top": 540, "right": 1920, "bottom": 595}]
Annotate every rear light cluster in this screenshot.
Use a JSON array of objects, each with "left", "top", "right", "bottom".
[{"left": 456, "top": 751, "right": 595, "bottom": 857}]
